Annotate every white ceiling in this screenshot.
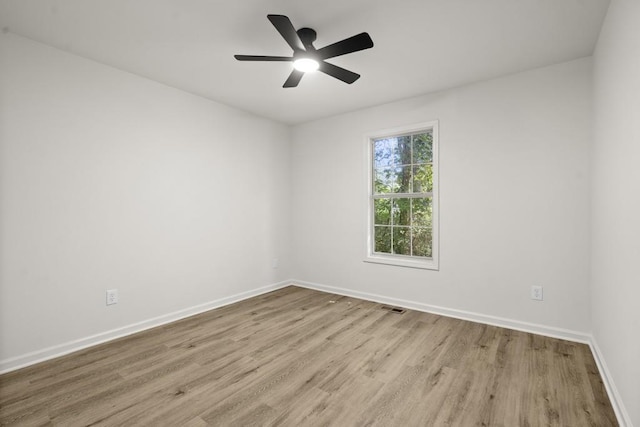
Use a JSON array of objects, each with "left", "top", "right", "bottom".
[{"left": 0, "top": 0, "right": 610, "bottom": 125}]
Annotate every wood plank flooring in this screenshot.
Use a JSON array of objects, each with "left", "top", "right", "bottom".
[{"left": 0, "top": 286, "right": 618, "bottom": 426}]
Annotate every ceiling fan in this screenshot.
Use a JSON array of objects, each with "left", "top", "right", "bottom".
[{"left": 234, "top": 14, "right": 374, "bottom": 88}]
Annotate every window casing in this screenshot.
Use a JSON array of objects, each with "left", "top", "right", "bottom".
[{"left": 365, "top": 121, "right": 439, "bottom": 270}]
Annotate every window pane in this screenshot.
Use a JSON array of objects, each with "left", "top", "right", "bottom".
[
  {"left": 393, "top": 227, "right": 411, "bottom": 255},
  {"left": 373, "top": 138, "right": 396, "bottom": 169},
  {"left": 392, "top": 198, "right": 411, "bottom": 226},
  {"left": 394, "top": 165, "right": 412, "bottom": 193},
  {"left": 413, "top": 164, "right": 433, "bottom": 193},
  {"left": 394, "top": 136, "right": 412, "bottom": 166},
  {"left": 412, "top": 227, "right": 432, "bottom": 257},
  {"left": 374, "top": 199, "right": 391, "bottom": 225},
  {"left": 374, "top": 168, "right": 397, "bottom": 194},
  {"left": 413, "top": 132, "right": 433, "bottom": 164},
  {"left": 369, "top": 124, "right": 437, "bottom": 267},
  {"left": 374, "top": 226, "right": 392, "bottom": 253},
  {"left": 411, "top": 198, "right": 432, "bottom": 227}
]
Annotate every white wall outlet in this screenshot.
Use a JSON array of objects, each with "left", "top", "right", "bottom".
[
  {"left": 106, "top": 289, "right": 118, "bottom": 305},
  {"left": 272, "top": 258, "right": 279, "bottom": 269},
  {"left": 531, "top": 285, "right": 543, "bottom": 301}
]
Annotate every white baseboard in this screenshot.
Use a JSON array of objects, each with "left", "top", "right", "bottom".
[
  {"left": 292, "top": 279, "right": 632, "bottom": 426},
  {"left": 588, "top": 337, "right": 633, "bottom": 427},
  {"left": 0, "top": 280, "right": 291, "bottom": 374},
  {"left": 292, "top": 279, "right": 591, "bottom": 343}
]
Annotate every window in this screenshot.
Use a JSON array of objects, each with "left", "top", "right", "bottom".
[{"left": 365, "top": 121, "right": 439, "bottom": 270}]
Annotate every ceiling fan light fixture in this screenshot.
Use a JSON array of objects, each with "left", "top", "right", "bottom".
[
  {"left": 293, "top": 57, "right": 320, "bottom": 72},
  {"left": 234, "top": 14, "right": 374, "bottom": 87}
]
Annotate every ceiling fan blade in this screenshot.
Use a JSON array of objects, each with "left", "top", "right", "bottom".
[
  {"left": 283, "top": 70, "right": 304, "bottom": 88},
  {"left": 267, "top": 15, "right": 305, "bottom": 52},
  {"left": 316, "top": 32, "right": 374, "bottom": 60},
  {"left": 319, "top": 61, "right": 360, "bottom": 84},
  {"left": 234, "top": 55, "right": 292, "bottom": 61}
]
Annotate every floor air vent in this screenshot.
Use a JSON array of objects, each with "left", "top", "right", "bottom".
[{"left": 381, "top": 305, "right": 406, "bottom": 314}]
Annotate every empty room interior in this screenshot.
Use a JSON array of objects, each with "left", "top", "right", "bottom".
[{"left": 0, "top": 0, "right": 638, "bottom": 426}]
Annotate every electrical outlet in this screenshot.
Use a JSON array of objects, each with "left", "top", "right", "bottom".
[
  {"left": 106, "top": 289, "right": 118, "bottom": 306},
  {"left": 531, "top": 285, "right": 543, "bottom": 301},
  {"left": 272, "top": 258, "right": 279, "bottom": 269}
]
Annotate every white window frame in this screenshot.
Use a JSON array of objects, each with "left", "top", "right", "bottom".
[{"left": 364, "top": 121, "right": 439, "bottom": 270}]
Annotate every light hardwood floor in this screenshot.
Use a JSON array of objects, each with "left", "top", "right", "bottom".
[{"left": 0, "top": 286, "right": 617, "bottom": 426}]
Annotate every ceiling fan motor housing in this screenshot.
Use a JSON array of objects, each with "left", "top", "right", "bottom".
[{"left": 297, "top": 27, "right": 317, "bottom": 48}]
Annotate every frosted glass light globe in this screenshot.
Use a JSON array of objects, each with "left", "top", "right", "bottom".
[{"left": 293, "top": 58, "right": 319, "bottom": 72}]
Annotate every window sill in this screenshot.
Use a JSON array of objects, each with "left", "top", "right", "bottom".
[{"left": 364, "top": 254, "right": 439, "bottom": 270}]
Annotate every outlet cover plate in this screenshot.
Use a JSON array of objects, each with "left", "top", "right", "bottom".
[
  {"left": 106, "top": 289, "right": 118, "bottom": 305},
  {"left": 531, "top": 285, "right": 543, "bottom": 301}
]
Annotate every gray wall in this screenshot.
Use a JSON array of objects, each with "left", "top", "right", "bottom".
[
  {"left": 592, "top": 0, "right": 640, "bottom": 424},
  {"left": 0, "top": 33, "right": 292, "bottom": 365}
]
